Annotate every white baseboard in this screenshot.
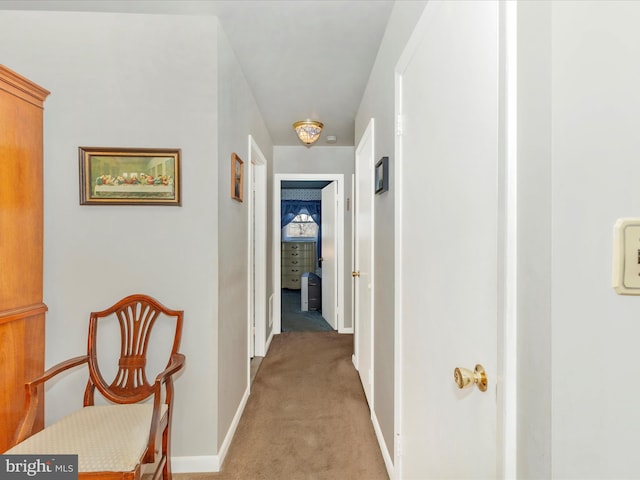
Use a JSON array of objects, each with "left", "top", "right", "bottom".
[
  {"left": 217, "top": 384, "right": 251, "bottom": 468},
  {"left": 174, "top": 384, "right": 251, "bottom": 473},
  {"left": 265, "top": 329, "right": 274, "bottom": 353},
  {"left": 340, "top": 327, "right": 354, "bottom": 334},
  {"left": 172, "top": 455, "right": 219, "bottom": 473},
  {"left": 371, "top": 410, "right": 394, "bottom": 480}
]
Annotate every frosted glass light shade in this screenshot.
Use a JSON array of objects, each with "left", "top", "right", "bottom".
[{"left": 293, "top": 120, "right": 323, "bottom": 145}]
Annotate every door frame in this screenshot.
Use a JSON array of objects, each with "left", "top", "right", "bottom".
[
  {"left": 353, "top": 118, "right": 375, "bottom": 407},
  {"left": 393, "top": 1, "right": 517, "bottom": 477},
  {"left": 247, "top": 135, "right": 268, "bottom": 365},
  {"left": 272, "top": 173, "right": 345, "bottom": 333},
  {"left": 499, "top": 3, "right": 519, "bottom": 476}
]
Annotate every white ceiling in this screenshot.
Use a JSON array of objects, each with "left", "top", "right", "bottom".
[{"left": 0, "top": 0, "right": 395, "bottom": 146}]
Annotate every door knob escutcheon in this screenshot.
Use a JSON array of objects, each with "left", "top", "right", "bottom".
[{"left": 454, "top": 364, "right": 487, "bottom": 392}]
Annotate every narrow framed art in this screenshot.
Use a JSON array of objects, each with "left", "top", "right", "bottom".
[
  {"left": 231, "top": 152, "right": 244, "bottom": 202},
  {"left": 375, "top": 156, "right": 389, "bottom": 194},
  {"left": 79, "top": 147, "right": 181, "bottom": 205}
]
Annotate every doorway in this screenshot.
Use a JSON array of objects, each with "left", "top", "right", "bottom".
[
  {"left": 273, "top": 174, "right": 345, "bottom": 335},
  {"left": 247, "top": 135, "right": 267, "bottom": 385}
]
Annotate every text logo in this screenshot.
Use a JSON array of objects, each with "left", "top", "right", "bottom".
[{"left": 0, "top": 456, "right": 77, "bottom": 480}]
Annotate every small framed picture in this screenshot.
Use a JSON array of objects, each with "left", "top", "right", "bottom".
[
  {"left": 375, "top": 156, "right": 389, "bottom": 194},
  {"left": 79, "top": 147, "right": 181, "bottom": 205},
  {"left": 231, "top": 152, "right": 244, "bottom": 202}
]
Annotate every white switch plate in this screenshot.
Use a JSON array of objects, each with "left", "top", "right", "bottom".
[{"left": 613, "top": 218, "right": 640, "bottom": 294}]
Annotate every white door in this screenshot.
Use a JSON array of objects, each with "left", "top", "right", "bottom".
[
  {"left": 395, "top": 1, "right": 503, "bottom": 478},
  {"left": 354, "top": 119, "right": 374, "bottom": 407},
  {"left": 248, "top": 136, "right": 268, "bottom": 358},
  {"left": 250, "top": 164, "right": 256, "bottom": 358},
  {"left": 321, "top": 182, "right": 337, "bottom": 329}
]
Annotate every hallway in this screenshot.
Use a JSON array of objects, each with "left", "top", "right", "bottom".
[{"left": 210, "top": 332, "right": 387, "bottom": 479}]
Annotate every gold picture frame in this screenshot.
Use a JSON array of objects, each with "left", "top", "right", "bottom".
[
  {"left": 79, "top": 147, "right": 181, "bottom": 205},
  {"left": 231, "top": 152, "right": 244, "bottom": 202}
]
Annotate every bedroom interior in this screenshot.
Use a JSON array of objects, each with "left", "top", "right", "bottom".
[{"left": 280, "top": 181, "right": 334, "bottom": 333}]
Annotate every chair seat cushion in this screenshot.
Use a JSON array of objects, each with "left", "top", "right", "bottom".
[{"left": 5, "top": 404, "right": 167, "bottom": 472}]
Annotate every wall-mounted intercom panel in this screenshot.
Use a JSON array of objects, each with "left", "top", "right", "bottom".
[{"left": 613, "top": 218, "right": 640, "bottom": 295}]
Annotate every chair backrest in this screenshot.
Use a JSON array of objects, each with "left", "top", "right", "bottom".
[{"left": 84, "top": 294, "right": 183, "bottom": 405}]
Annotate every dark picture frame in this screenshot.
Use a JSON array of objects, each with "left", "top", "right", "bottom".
[
  {"left": 231, "top": 152, "right": 244, "bottom": 202},
  {"left": 375, "top": 156, "right": 389, "bottom": 194},
  {"left": 79, "top": 147, "right": 181, "bottom": 205}
]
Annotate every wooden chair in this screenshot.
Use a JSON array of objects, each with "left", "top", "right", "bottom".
[{"left": 4, "top": 294, "right": 185, "bottom": 480}]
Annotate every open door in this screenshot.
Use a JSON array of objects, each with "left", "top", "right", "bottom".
[
  {"left": 354, "top": 119, "right": 374, "bottom": 407},
  {"left": 249, "top": 163, "right": 255, "bottom": 358},
  {"left": 395, "top": 1, "right": 508, "bottom": 478},
  {"left": 321, "top": 182, "right": 337, "bottom": 329},
  {"left": 248, "top": 136, "right": 267, "bottom": 360}
]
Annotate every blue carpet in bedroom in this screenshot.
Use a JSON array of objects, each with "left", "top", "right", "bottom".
[{"left": 281, "top": 289, "right": 334, "bottom": 332}]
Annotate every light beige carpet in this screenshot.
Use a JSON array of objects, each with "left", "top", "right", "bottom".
[{"left": 197, "top": 331, "right": 389, "bottom": 480}]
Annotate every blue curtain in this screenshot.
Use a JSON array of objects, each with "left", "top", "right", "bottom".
[{"left": 281, "top": 200, "right": 322, "bottom": 263}]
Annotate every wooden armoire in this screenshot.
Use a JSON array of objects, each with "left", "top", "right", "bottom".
[{"left": 0, "top": 65, "right": 49, "bottom": 452}]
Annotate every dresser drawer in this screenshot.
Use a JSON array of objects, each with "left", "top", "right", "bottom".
[
  {"left": 282, "top": 242, "right": 315, "bottom": 253},
  {"left": 282, "top": 256, "right": 306, "bottom": 267},
  {"left": 282, "top": 274, "right": 302, "bottom": 289},
  {"left": 282, "top": 266, "right": 304, "bottom": 275}
]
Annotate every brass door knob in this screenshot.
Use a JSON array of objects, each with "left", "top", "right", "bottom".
[
  {"left": 454, "top": 364, "right": 487, "bottom": 392},
  {"left": 352, "top": 271, "right": 360, "bottom": 277}
]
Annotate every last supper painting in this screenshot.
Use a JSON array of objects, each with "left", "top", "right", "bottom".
[{"left": 79, "top": 147, "right": 181, "bottom": 205}]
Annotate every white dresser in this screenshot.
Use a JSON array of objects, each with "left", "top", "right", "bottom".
[{"left": 281, "top": 242, "right": 316, "bottom": 289}]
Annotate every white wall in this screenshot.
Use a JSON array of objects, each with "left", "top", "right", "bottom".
[
  {"left": 354, "top": 0, "right": 427, "bottom": 464},
  {"left": 517, "top": 2, "right": 552, "bottom": 477},
  {"left": 518, "top": 1, "right": 640, "bottom": 477},
  {"left": 274, "top": 146, "right": 354, "bottom": 329},
  {"left": 0, "top": 9, "right": 272, "bottom": 467},
  {"left": 548, "top": 1, "right": 640, "bottom": 477},
  {"left": 216, "top": 23, "right": 273, "bottom": 453}
]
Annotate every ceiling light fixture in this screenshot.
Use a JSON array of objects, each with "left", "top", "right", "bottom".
[{"left": 293, "top": 119, "right": 323, "bottom": 146}]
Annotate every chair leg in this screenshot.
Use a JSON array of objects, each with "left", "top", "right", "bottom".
[{"left": 162, "top": 423, "right": 172, "bottom": 480}]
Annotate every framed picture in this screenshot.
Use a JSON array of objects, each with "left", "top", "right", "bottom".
[
  {"left": 231, "top": 152, "right": 244, "bottom": 202},
  {"left": 79, "top": 147, "right": 181, "bottom": 205},
  {"left": 375, "top": 156, "right": 389, "bottom": 194}
]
